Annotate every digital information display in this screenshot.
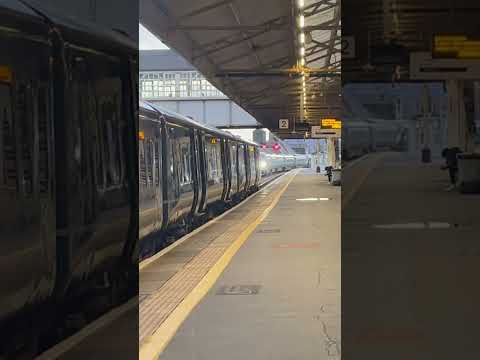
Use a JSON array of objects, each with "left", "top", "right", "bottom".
[
  {"left": 0, "top": 66, "right": 12, "bottom": 82},
  {"left": 433, "top": 35, "right": 480, "bottom": 59},
  {"left": 321, "top": 118, "right": 342, "bottom": 129}
]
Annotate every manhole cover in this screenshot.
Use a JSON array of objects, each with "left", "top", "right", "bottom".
[
  {"left": 257, "top": 228, "right": 281, "bottom": 233},
  {"left": 216, "top": 285, "right": 261, "bottom": 295}
]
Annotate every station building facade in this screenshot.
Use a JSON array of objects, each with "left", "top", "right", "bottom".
[{"left": 139, "top": 50, "right": 258, "bottom": 128}]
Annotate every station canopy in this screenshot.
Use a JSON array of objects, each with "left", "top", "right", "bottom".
[{"left": 140, "top": 0, "right": 341, "bottom": 133}]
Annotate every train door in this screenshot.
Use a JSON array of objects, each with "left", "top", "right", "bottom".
[
  {"left": 176, "top": 126, "right": 195, "bottom": 219},
  {"left": 54, "top": 48, "right": 132, "bottom": 292},
  {"left": 153, "top": 126, "right": 162, "bottom": 230},
  {"left": 221, "top": 138, "right": 230, "bottom": 201},
  {"left": 204, "top": 134, "right": 223, "bottom": 204},
  {"left": 244, "top": 145, "right": 251, "bottom": 189},
  {"left": 123, "top": 58, "right": 139, "bottom": 266},
  {"left": 250, "top": 146, "right": 259, "bottom": 187},
  {"left": 196, "top": 131, "right": 207, "bottom": 213},
  {"left": 0, "top": 67, "right": 56, "bottom": 323},
  {"left": 221, "top": 139, "right": 230, "bottom": 201},
  {"left": 139, "top": 116, "right": 161, "bottom": 242},
  {"left": 164, "top": 123, "right": 180, "bottom": 223},
  {"left": 238, "top": 143, "right": 246, "bottom": 192},
  {"left": 190, "top": 128, "right": 201, "bottom": 216},
  {"left": 248, "top": 145, "right": 257, "bottom": 188},
  {"left": 229, "top": 141, "right": 238, "bottom": 196}
]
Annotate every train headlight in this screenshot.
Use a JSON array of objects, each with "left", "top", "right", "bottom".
[{"left": 260, "top": 160, "right": 267, "bottom": 169}]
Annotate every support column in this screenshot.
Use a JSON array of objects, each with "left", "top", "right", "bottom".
[
  {"left": 327, "top": 137, "right": 337, "bottom": 168},
  {"left": 446, "top": 79, "right": 468, "bottom": 150}
]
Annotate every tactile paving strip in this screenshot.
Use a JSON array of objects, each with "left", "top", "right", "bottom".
[{"left": 139, "top": 173, "right": 295, "bottom": 344}]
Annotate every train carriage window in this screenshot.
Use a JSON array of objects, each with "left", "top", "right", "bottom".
[
  {"left": 37, "top": 85, "right": 50, "bottom": 194},
  {"left": 139, "top": 140, "right": 147, "bottom": 186},
  {"left": 216, "top": 142, "right": 223, "bottom": 180},
  {"left": 230, "top": 143, "right": 237, "bottom": 179},
  {"left": 167, "top": 126, "right": 179, "bottom": 194},
  {"left": 238, "top": 144, "right": 245, "bottom": 180},
  {"left": 145, "top": 140, "right": 153, "bottom": 187},
  {"left": 154, "top": 138, "right": 160, "bottom": 186},
  {"left": 249, "top": 146, "right": 256, "bottom": 178},
  {"left": 17, "top": 83, "right": 33, "bottom": 196},
  {"left": 205, "top": 136, "right": 221, "bottom": 184},
  {"left": 179, "top": 141, "right": 191, "bottom": 186}
]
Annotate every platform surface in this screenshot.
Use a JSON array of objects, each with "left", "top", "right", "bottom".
[
  {"left": 343, "top": 152, "right": 480, "bottom": 360},
  {"left": 157, "top": 169, "right": 341, "bottom": 360}
]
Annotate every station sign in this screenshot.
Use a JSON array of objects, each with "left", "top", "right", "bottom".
[
  {"left": 341, "top": 36, "right": 356, "bottom": 59},
  {"left": 279, "top": 118, "right": 289, "bottom": 129},
  {"left": 410, "top": 52, "right": 480, "bottom": 80},
  {"left": 321, "top": 118, "right": 342, "bottom": 129},
  {"left": 311, "top": 126, "right": 340, "bottom": 139},
  {"left": 0, "top": 66, "right": 12, "bottom": 83},
  {"left": 433, "top": 35, "right": 480, "bottom": 59}
]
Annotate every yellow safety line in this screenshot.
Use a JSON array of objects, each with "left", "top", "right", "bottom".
[
  {"left": 139, "top": 171, "right": 289, "bottom": 272},
  {"left": 342, "top": 153, "right": 386, "bottom": 208},
  {"left": 139, "top": 170, "right": 299, "bottom": 360}
]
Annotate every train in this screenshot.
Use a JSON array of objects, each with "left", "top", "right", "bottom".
[
  {"left": 259, "top": 152, "right": 310, "bottom": 176},
  {"left": 342, "top": 119, "right": 408, "bottom": 160},
  {"left": 138, "top": 103, "right": 313, "bottom": 258},
  {"left": 0, "top": 2, "right": 307, "bottom": 357},
  {"left": 0, "top": 2, "right": 138, "bottom": 357},
  {"left": 139, "top": 101, "right": 261, "bottom": 258}
]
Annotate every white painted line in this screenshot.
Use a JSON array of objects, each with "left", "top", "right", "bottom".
[{"left": 372, "top": 222, "right": 452, "bottom": 230}]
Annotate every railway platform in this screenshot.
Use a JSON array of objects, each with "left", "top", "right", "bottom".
[
  {"left": 139, "top": 169, "right": 341, "bottom": 360},
  {"left": 343, "top": 152, "right": 480, "bottom": 360},
  {"left": 35, "top": 169, "right": 340, "bottom": 359}
]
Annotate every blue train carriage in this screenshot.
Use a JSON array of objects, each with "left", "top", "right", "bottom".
[
  {"left": 138, "top": 102, "right": 260, "bottom": 258},
  {"left": 0, "top": 1, "right": 138, "bottom": 356}
]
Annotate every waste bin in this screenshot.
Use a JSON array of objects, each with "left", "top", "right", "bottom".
[
  {"left": 421, "top": 148, "right": 431, "bottom": 163},
  {"left": 457, "top": 153, "right": 480, "bottom": 193},
  {"left": 331, "top": 169, "right": 341, "bottom": 186}
]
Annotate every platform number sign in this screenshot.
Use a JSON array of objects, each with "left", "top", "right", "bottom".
[
  {"left": 279, "top": 118, "right": 289, "bottom": 129},
  {"left": 341, "top": 36, "right": 355, "bottom": 59}
]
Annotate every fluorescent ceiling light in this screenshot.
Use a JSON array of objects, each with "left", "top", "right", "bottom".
[{"left": 300, "top": 32, "right": 305, "bottom": 44}]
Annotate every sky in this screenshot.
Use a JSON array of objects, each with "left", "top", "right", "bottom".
[{"left": 139, "top": 24, "right": 169, "bottom": 50}]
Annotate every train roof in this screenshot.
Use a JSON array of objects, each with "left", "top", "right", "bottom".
[
  {"left": 6, "top": 0, "right": 136, "bottom": 54},
  {"left": 1, "top": 0, "right": 41, "bottom": 18},
  {"left": 141, "top": 101, "right": 257, "bottom": 146}
]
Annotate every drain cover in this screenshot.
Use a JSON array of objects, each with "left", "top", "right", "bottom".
[
  {"left": 257, "top": 228, "right": 281, "bottom": 233},
  {"left": 216, "top": 285, "right": 261, "bottom": 295}
]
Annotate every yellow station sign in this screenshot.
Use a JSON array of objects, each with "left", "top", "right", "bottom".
[
  {"left": 321, "top": 118, "right": 342, "bottom": 129},
  {"left": 0, "top": 66, "right": 12, "bottom": 83},
  {"left": 433, "top": 35, "right": 480, "bottom": 59}
]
